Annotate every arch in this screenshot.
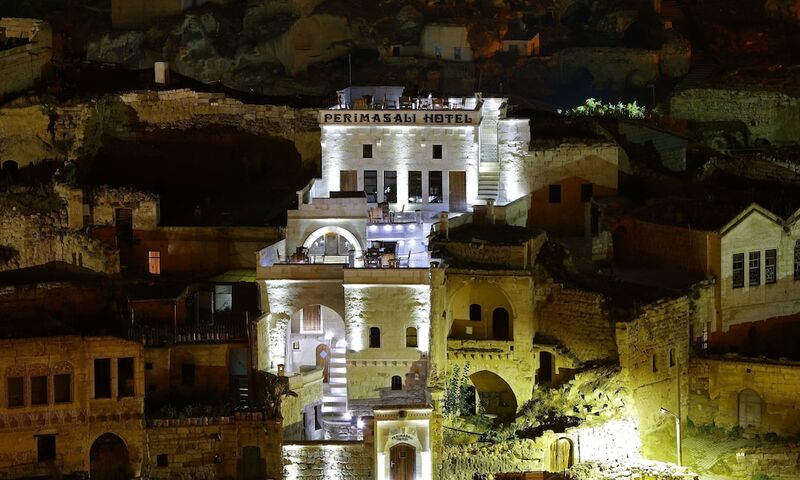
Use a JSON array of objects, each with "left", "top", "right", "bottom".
[
  {"left": 90, "top": 433, "right": 131, "bottom": 480},
  {"left": 1, "top": 160, "right": 18, "bottom": 173},
  {"left": 285, "top": 305, "right": 345, "bottom": 376},
  {"left": 469, "top": 370, "right": 518, "bottom": 419},
  {"left": 492, "top": 307, "right": 511, "bottom": 340},
  {"left": 369, "top": 327, "right": 381, "bottom": 348},
  {"left": 738, "top": 389, "right": 762, "bottom": 430},
  {"left": 302, "top": 225, "right": 363, "bottom": 263},
  {"left": 389, "top": 443, "right": 415, "bottom": 480},
  {"left": 448, "top": 281, "right": 515, "bottom": 340},
  {"left": 550, "top": 437, "right": 573, "bottom": 472},
  {"left": 391, "top": 375, "right": 402, "bottom": 390}
]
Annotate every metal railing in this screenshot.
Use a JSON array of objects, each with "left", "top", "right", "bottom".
[{"left": 127, "top": 323, "right": 246, "bottom": 346}]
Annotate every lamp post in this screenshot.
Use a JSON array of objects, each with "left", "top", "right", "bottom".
[{"left": 660, "top": 407, "right": 681, "bottom": 466}]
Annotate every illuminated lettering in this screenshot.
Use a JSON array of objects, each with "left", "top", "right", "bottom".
[
  {"left": 334, "top": 114, "right": 342, "bottom": 122},
  {"left": 323, "top": 113, "right": 333, "bottom": 122},
  {"left": 344, "top": 114, "right": 352, "bottom": 122}
]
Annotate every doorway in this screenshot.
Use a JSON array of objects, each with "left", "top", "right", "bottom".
[
  {"left": 114, "top": 208, "right": 133, "bottom": 246},
  {"left": 90, "top": 433, "right": 131, "bottom": 480},
  {"left": 390, "top": 443, "right": 416, "bottom": 480},
  {"left": 539, "top": 351, "right": 554, "bottom": 384},
  {"left": 492, "top": 308, "right": 510, "bottom": 340},
  {"left": 316, "top": 344, "right": 331, "bottom": 383},
  {"left": 449, "top": 171, "right": 467, "bottom": 212},
  {"left": 241, "top": 446, "right": 262, "bottom": 480},
  {"left": 551, "top": 437, "right": 573, "bottom": 472},
  {"left": 738, "top": 389, "right": 762, "bottom": 430}
]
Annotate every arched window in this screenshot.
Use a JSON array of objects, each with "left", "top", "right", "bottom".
[
  {"left": 794, "top": 240, "right": 800, "bottom": 280},
  {"left": 469, "top": 304, "right": 481, "bottom": 321},
  {"left": 369, "top": 327, "right": 381, "bottom": 348},
  {"left": 406, "top": 327, "right": 418, "bottom": 348},
  {"left": 391, "top": 375, "right": 402, "bottom": 390}
]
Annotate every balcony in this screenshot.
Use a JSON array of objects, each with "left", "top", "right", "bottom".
[{"left": 126, "top": 323, "right": 246, "bottom": 347}]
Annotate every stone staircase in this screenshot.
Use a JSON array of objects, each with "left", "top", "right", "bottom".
[
  {"left": 322, "top": 339, "right": 348, "bottom": 415},
  {"left": 479, "top": 113, "right": 500, "bottom": 203},
  {"left": 478, "top": 163, "right": 500, "bottom": 202}
]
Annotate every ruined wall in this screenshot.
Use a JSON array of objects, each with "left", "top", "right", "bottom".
[
  {"left": 537, "top": 286, "right": 618, "bottom": 363},
  {"left": 281, "top": 369, "right": 324, "bottom": 441},
  {"left": 282, "top": 442, "right": 373, "bottom": 479},
  {"left": 0, "top": 18, "right": 52, "bottom": 99},
  {"left": 89, "top": 186, "right": 160, "bottom": 230},
  {"left": 670, "top": 88, "right": 800, "bottom": 147},
  {"left": 144, "top": 414, "right": 282, "bottom": 480},
  {"left": 689, "top": 357, "right": 800, "bottom": 436},
  {"left": 556, "top": 48, "right": 660, "bottom": 90},
  {"left": 119, "top": 90, "right": 321, "bottom": 168}
]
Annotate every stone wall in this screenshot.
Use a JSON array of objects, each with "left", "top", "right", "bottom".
[
  {"left": 144, "top": 414, "right": 282, "bottom": 480},
  {"left": 0, "top": 18, "right": 52, "bottom": 99},
  {"left": 0, "top": 105, "right": 53, "bottom": 167},
  {"left": 556, "top": 48, "right": 661, "bottom": 90},
  {"left": 282, "top": 441, "right": 373, "bottom": 479},
  {"left": 438, "top": 438, "right": 548, "bottom": 480},
  {"left": 670, "top": 88, "right": 800, "bottom": 148},
  {"left": 88, "top": 186, "right": 160, "bottom": 230},
  {"left": 537, "top": 286, "right": 618, "bottom": 363}
]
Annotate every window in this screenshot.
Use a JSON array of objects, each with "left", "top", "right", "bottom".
[
  {"left": 732, "top": 253, "right": 744, "bottom": 288},
  {"left": 214, "top": 285, "right": 233, "bottom": 312},
  {"left": 392, "top": 45, "right": 401, "bottom": 57},
  {"left": 384, "top": 170, "right": 397, "bottom": 203},
  {"left": 429, "top": 171, "right": 443, "bottom": 203},
  {"left": 669, "top": 349, "right": 675, "bottom": 368},
  {"left": 54, "top": 374, "right": 71, "bottom": 403},
  {"left": 37, "top": 435, "right": 56, "bottom": 462},
  {"left": 453, "top": 47, "right": 462, "bottom": 60},
  {"left": 94, "top": 358, "right": 111, "bottom": 399},
  {"left": 181, "top": 364, "right": 196, "bottom": 386},
  {"left": 314, "top": 404, "right": 322, "bottom": 430},
  {"left": 548, "top": 184, "right": 561, "bottom": 203},
  {"left": 434, "top": 46, "right": 442, "bottom": 58},
  {"left": 795, "top": 240, "right": 800, "bottom": 280},
  {"left": 362, "top": 144, "right": 373, "bottom": 159},
  {"left": 749, "top": 251, "right": 761, "bottom": 286},
  {"left": 118, "top": 357, "right": 135, "bottom": 398},
  {"left": 148, "top": 251, "right": 161, "bottom": 275},
  {"left": 156, "top": 454, "right": 169, "bottom": 467},
  {"left": 369, "top": 327, "right": 381, "bottom": 348},
  {"left": 765, "top": 249, "right": 777, "bottom": 284},
  {"left": 391, "top": 375, "right": 402, "bottom": 390},
  {"left": 652, "top": 354, "right": 658, "bottom": 372},
  {"left": 364, "top": 170, "right": 378, "bottom": 203},
  {"left": 406, "top": 327, "right": 418, "bottom": 348},
  {"left": 469, "top": 304, "right": 481, "bottom": 321},
  {"left": 408, "top": 171, "right": 422, "bottom": 203},
  {"left": 301, "top": 305, "right": 322, "bottom": 333},
  {"left": 7, "top": 377, "right": 23, "bottom": 407},
  {"left": 581, "top": 183, "right": 593, "bottom": 202},
  {"left": 31, "top": 376, "right": 47, "bottom": 405},
  {"left": 432, "top": 144, "right": 443, "bottom": 159}
]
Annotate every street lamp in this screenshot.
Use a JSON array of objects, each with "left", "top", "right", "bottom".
[{"left": 660, "top": 407, "right": 681, "bottom": 467}]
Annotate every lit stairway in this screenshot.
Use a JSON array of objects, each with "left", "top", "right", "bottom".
[
  {"left": 478, "top": 162, "right": 500, "bottom": 202},
  {"left": 322, "top": 339, "right": 348, "bottom": 415}
]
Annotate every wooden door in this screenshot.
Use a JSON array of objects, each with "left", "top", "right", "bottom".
[
  {"left": 551, "top": 438, "right": 572, "bottom": 472},
  {"left": 316, "top": 344, "right": 331, "bottom": 383},
  {"left": 340, "top": 170, "right": 358, "bottom": 191},
  {"left": 449, "top": 171, "right": 467, "bottom": 212},
  {"left": 390, "top": 443, "right": 415, "bottom": 480},
  {"left": 738, "top": 389, "right": 762, "bottom": 430}
]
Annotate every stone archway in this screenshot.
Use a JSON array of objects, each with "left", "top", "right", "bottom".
[
  {"left": 302, "top": 225, "right": 364, "bottom": 264},
  {"left": 469, "top": 370, "right": 518, "bottom": 419},
  {"left": 389, "top": 443, "right": 416, "bottom": 480},
  {"left": 90, "top": 433, "right": 131, "bottom": 480}
]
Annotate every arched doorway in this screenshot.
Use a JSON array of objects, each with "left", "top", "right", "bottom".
[
  {"left": 302, "top": 226, "right": 363, "bottom": 264},
  {"left": 469, "top": 370, "right": 518, "bottom": 419},
  {"left": 492, "top": 308, "right": 510, "bottom": 340},
  {"left": 390, "top": 443, "right": 416, "bottom": 480},
  {"left": 316, "top": 344, "right": 331, "bottom": 382},
  {"left": 738, "top": 389, "right": 762, "bottom": 430},
  {"left": 539, "top": 351, "right": 554, "bottom": 384},
  {"left": 90, "top": 433, "right": 130, "bottom": 480},
  {"left": 551, "top": 437, "right": 573, "bottom": 472}
]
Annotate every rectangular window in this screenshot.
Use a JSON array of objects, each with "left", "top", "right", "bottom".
[
  {"left": 408, "top": 171, "right": 422, "bottom": 203},
  {"left": 369, "top": 327, "right": 381, "bottom": 348},
  {"left": 581, "top": 183, "right": 593, "bottom": 202},
  {"left": 548, "top": 184, "right": 561, "bottom": 203},
  {"left": 117, "top": 357, "right": 135, "bottom": 398},
  {"left": 384, "top": 170, "right": 397, "bottom": 203},
  {"left": 37, "top": 435, "right": 56, "bottom": 462},
  {"left": 362, "top": 144, "right": 373, "bottom": 159},
  {"left": 157, "top": 454, "right": 169, "bottom": 467},
  {"left": 432, "top": 144, "right": 443, "bottom": 159},
  {"left": 434, "top": 46, "right": 442, "bottom": 58},
  {"left": 765, "top": 249, "right": 777, "bottom": 284},
  {"left": 31, "top": 376, "right": 47, "bottom": 405},
  {"left": 732, "top": 253, "right": 744, "bottom": 288},
  {"left": 148, "top": 251, "right": 161, "bottom": 275},
  {"left": 429, "top": 171, "right": 443, "bottom": 203},
  {"left": 453, "top": 47, "right": 462, "bottom": 60},
  {"left": 301, "top": 304, "right": 322, "bottom": 333},
  {"left": 94, "top": 358, "right": 111, "bottom": 399},
  {"left": 392, "top": 45, "right": 401, "bottom": 57},
  {"left": 364, "top": 170, "right": 378, "bottom": 203},
  {"left": 214, "top": 285, "right": 233, "bottom": 312},
  {"left": 7, "top": 377, "right": 24, "bottom": 407},
  {"left": 54, "top": 374, "right": 71, "bottom": 403},
  {"left": 181, "top": 363, "right": 196, "bottom": 386},
  {"left": 749, "top": 251, "right": 761, "bottom": 286}
]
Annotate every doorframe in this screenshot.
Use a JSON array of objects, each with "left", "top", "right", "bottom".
[{"left": 382, "top": 433, "right": 423, "bottom": 480}]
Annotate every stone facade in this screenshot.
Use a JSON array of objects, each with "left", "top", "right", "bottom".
[
  {"left": 282, "top": 441, "right": 373, "bottom": 479},
  {"left": 0, "top": 336, "right": 145, "bottom": 479},
  {"left": 0, "top": 18, "right": 51, "bottom": 99}
]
